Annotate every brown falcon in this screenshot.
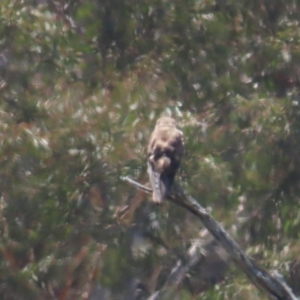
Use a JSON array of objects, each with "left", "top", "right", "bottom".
[{"left": 147, "top": 117, "right": 184, "bottom": 204}]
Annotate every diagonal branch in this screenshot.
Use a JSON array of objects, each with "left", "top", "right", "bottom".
[
  {"left": 122, "top": 176, "right": 298, "bottom": 300},
  {"left": 147, "top": 239, "right": 204, "bottom": 300}
]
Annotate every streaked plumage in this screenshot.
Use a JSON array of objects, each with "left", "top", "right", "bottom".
[{"left": 147, "top": 117, "right": 184, "bottom": 204}]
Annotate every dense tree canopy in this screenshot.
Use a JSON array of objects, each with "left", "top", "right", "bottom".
[{"left": 0, "top": 0, "right": 300, "bottom": 299}]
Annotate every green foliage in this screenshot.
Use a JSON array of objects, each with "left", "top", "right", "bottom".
[{"left": 0, "top": 0, "right": 300, "bottom": 299}]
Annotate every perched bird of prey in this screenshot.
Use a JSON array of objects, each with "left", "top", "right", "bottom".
[{"left": 147, "top": 117, "right": 184, "bottom": 204}]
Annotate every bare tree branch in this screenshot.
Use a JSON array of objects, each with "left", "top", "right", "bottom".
[
  {"left": 148, "top": 239, "right": 204, "bottom": 300},
  {"left": 121, "top": 176, "right": 152, "bottom": 194},
  {"left": 122, "top": 177, "right": 298, "bottom": 300}
]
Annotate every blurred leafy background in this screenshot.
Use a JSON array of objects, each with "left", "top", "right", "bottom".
[{"left": 0, "top": 0, "right": 300, "bottom": 299}]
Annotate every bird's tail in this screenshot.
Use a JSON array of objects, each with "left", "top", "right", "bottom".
[
  {"left": 149, "top": 171, "right": 170, "bottom": 205},
  {"left": 153, "top": 171, "right": 164, "bottom": 204}
]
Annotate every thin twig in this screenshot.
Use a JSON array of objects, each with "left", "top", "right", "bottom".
[{"left": 121, "top": 176, "right": 152, "bottom": 194}]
